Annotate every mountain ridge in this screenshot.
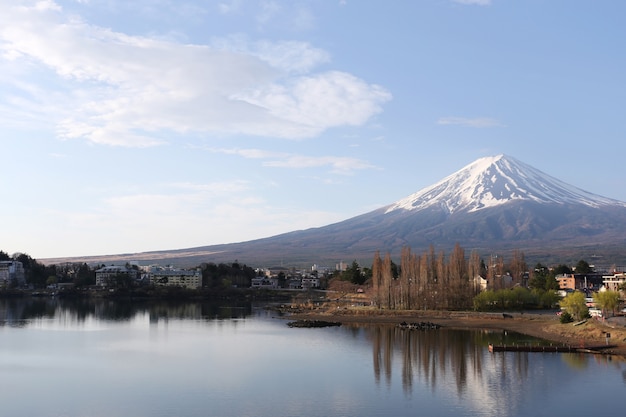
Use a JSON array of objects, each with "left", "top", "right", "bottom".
[
  {"left": 385, "top": 154, "right": 626, "bottom": 215},
  {"left": 42, "top": 155, "right": 626, "bottom": 267}
]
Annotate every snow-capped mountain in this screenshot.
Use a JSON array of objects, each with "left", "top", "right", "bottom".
[
  {"left": 49, "top": 155, "right": 626, "bottom": 267},
  {"left": 385, "top": 154, "right": 626, "bottom": 215}
]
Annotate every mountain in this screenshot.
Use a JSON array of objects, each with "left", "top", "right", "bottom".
[
  {"left": 384, "top": 155, "right": 626, "bottom": 214},
  {"left": 44, "top": 155, "right": 626, "bottom": 267}
]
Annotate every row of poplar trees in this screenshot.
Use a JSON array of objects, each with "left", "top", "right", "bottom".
[{"left": 371, "top": 244, "right": 527, "bottom": 311}]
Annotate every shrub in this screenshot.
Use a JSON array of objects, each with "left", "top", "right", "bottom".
[{"left": 559, "top": 311, "right": 573, "bottom": 323}]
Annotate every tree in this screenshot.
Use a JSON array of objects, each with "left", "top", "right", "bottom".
[
  {"left": 593, "top": 291, "right": 620, "bottom": 317},
  {"left": 371, "top": 251, "right": 382, "bottom": 307},
  {"left": 575, "top": 260, "right": 592, "bottom": 274},
  {"left": 348, "top": 260, "right": 365, "bottom": 285},
  {"left": 553, "top": 264, "right": 572, "bottom": 275},
  {"left": 559, "top": 292, "right": 588, "bottom": 321},
  {"left": 508, "top": 249, "right": 527, "bottom": 284},
  {"left": 338, "top": 261, "right": 364, "bottom": 285},
  {"left": 529, "top": 263, "right": 548, "bottom": 290}
]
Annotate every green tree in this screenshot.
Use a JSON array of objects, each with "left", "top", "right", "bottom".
[
  {"left": 553, "top": 264, "right": 572, "bottom": 275},
  {"left": 575, "top": 259, "right": 592, "bottom": 274},
  {"left": 277, "top": 271, "right": 286, "bottom": 287},
  {"left": 559, "top": 292, "right": 588, "bottom": 321},
  {"left": 593, "top": 291, "right": 620, "bottom": 317},
  {"left": 559, "top": 311, "right": 574, "bottom": 323},
  {"left": 537, "top": 290, "right": 560, "bottom": 309},
  {"left": 473, "top": 290, "right": 498, "bottom": 311},
  {"left": 529, "top": 263, "right": 548, "bottom": 290},
  {"left": 342, "top": 260, "right": 365, "bottom": 285},
  {"left": 544, "top": 274, "right": 560, "bottom": 291}
]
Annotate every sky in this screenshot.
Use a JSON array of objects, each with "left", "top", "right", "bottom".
[{"left": 2, "top": 0, "right": 626, "bottom": 260}]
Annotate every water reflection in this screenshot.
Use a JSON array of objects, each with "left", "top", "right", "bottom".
[
  {"left": 347, "top": 323, "right": 626, "bottom": 416},
  {"left": 365, "top": 325, "right": 489, "bottom": 391},
  {"left": 1, "top": 299, "right": 626, "bottom": 417},
  {"left": 0, "top": 297, "right": 253, "bottom": 326}
]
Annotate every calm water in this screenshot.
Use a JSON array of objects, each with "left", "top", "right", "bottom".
[{"left": 0, "top": 298, "right": 624, "bottom": 417}]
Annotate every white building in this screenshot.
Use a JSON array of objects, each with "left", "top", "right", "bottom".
[
  {"left": 603, "top": 273, "right": 626, "bottom": 292},
  {"left": 301, "top": 277, "right": 320, "bottom": 289},
  {"left": 144, "top": 266, "right": 202, "bottom": 289},
  {"left": 0, "top": 261, "right": 25, "bottom": 287}
]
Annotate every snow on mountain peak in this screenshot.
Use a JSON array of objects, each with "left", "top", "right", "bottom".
[{"left": 385, "top": 154, "right": 626, "bottom": 215}]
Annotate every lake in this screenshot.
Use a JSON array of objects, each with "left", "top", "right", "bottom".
[{"left": 0, "top": 297, "right": 624, "bottom": 417}]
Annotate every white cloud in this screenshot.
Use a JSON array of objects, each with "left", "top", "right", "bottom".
[
  {"left": 437, "top": 116, "right": 504, "bottom": 128},
  {"left": 218, "top": 0, "right": 241, "bottom": 14},
  {"left": 453, "top": 0, "right": 492, "bottom": 5},
  {"left": 263, "top": 155, "right": 376, "bottom": 175},
  {"left": 204, "top": 147, "right": 288, "bottom": 159},
  {"left": 257, "top": 1, "right": 281, "bottom": 26},
  {"left": 206, "top": 147, "right": 377, "bottom": 175},
  {"left": 232, "top": 71, "right": 391, "bottom": 133},
  {"left": 0, "top": 2, "right": 391, "bottom": 147}
]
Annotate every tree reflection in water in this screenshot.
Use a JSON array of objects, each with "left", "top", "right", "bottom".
[
  {"left": 354, "top": 325, "right": 556, "bottom": 394},
  {"left": 0, "top": 298, "right": 253, "bottom": 326},
  {"left": 346, "top": 322, "right": 626, "bottom": 416},
  {"left": 365, "top": 325, "right": 488, "bottom": 393}
]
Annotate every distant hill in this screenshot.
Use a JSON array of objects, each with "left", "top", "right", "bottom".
[{"left": 43, "top": 155, "right": 626, "bottom": 268}]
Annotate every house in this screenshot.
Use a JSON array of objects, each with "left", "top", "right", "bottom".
[
  {"left": 251, "top": 277, "right": 278, "bottom": 289},
  {"left": 301, "top": 276, "right": 320, "bottom": 289},
  {"left": 0, "top": 260, "right": 26, "bottom": 287},
  {"left": 474, "top": 275, "right": 487, "bottom": 291},
  {"left": 95, "top": 265, "right": 138, "bottom": 287},
  {"left": 475, "top": 274, "right": 514, "bottom": 291},
  {"left": 287, "top": 278, "right": 302, "bottom": 289}
]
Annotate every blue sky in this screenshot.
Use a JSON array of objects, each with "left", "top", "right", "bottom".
[{"left": 2, "top": 0, "right": 625, "bottom": 259}]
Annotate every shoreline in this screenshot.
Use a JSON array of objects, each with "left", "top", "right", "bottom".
[{"left": 285, "top": 307, "right": 626, "bottom": 357}]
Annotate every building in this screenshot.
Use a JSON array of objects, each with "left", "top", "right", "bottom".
[
  {"left": 556, "top": 274, "right": 576, "bottom": 291},
  {"left": 602, "top": 273, "right": 626, "bottom": 292},
  {"left": 95, "top": 265, "right": 139, "bottom": 287},
  {"left": 251, "top": 277, "right": 278, "bottom": 289},
  {"left": 144, "top": 266, "right": 202, "bottom": 289},
  {"left": 474, "top": 275, "right": 487, "bottom": 292},
  {"left": 0, "top": 260, "right": 25, "bottom": 287},
  {"left": 301, "top": 276, "right": 320, "bottom": 289}
]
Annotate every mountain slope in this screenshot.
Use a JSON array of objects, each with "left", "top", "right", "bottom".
[{"left": 44, "top": 155, "right": 626, "bottom": 267}]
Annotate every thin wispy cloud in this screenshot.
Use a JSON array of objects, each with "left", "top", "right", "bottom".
[
  {"left": 218, "top": 0, "right": 241, "bottom": 14},
  {"left": 264, "top": 155, "right": 376, "bottom": 175},
  {"left": 437, "top": 117, "right": 504, "bottom": 128},
  {"left": 207, "top": 147, "right": 376, "bottom": 175},
  {"left": 453, "top": 0, "right": 492, "bottom": 5},
  {"left": 257, "top": 1, "right": 281, "bottom": 27},
  {"left": 203, "top": 147, "right": 288, "bottom": 159},
  {"left": 0, "top": 2, "right": 390, "bottom": 147}
]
